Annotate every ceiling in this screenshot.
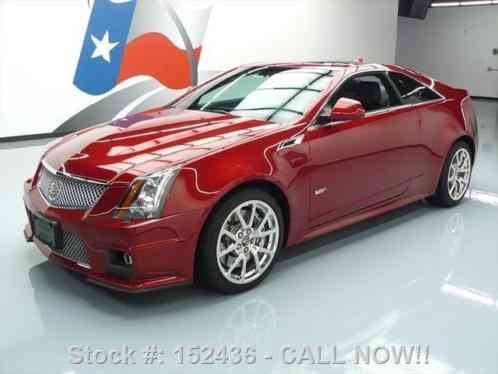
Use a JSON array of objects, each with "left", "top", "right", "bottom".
[
  {"left": 399, "top": 0, "right": 498, "bottom": 19},
  {"left": 432, "top": 0, "right": 498, "bottom": 3}
]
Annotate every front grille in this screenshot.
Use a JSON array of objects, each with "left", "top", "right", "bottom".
[
  {"left": 53, "top": 231, "right": 90, "bottom": 267},
  {"left": 38, "top": 166, "right": 107, "bottom": 209}
]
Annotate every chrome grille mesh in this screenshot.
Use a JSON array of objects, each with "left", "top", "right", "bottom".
[
  {"left": 54, "top": 231, "right": 90, "bottom": 266},
  {"left": 38, "top": 166, "right": 107, "bottom": 209}
]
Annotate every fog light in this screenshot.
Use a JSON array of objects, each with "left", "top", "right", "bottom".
[
  {"left": 123, "top": 253, "right": 133, "bottom": 265},
  {"left": 107, "top": 249, "right": 134, "bottom": 280}
]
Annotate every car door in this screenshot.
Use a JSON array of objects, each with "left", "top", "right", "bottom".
[{"left": 305, "top": 72, "right": 423, "bottom": 228}]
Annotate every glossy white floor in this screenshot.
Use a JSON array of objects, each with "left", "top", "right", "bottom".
[{"left": 1, "top": 100, "right": 498, "bottom": 374}]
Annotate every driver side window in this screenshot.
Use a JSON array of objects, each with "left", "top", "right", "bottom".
[{"left": 320, "top": 73, "right": 400, "bottom": 121}]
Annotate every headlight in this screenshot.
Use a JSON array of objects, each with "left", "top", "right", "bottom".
[{"left": 114, "top": 168, "right": 180, "bottom": 220}]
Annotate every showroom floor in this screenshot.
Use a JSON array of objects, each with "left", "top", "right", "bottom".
[{"left": 1, "top": 100, "right": 498, "bottom": 374}]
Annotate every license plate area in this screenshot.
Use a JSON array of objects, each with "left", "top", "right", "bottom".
[{"left": 32, "top": 214, "right": 63, "bottom": 250}]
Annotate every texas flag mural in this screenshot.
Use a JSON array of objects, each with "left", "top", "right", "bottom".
[{"left": 74, "top": 0, "right": 211, "bottom": 95}]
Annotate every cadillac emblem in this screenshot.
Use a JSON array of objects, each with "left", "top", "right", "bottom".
[{"left": 47, "top": 181, "right": 61, "bottom": 202}]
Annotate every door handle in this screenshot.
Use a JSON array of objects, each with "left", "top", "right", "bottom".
[{"left": 487, "top": 67, "right": 498, "bottom": 72}]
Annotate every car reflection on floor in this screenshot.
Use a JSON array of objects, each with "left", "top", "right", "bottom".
[{"left": 0, "top": 194, "right": 491, "bottom": 374}]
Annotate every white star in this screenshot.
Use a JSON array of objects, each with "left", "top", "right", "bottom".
[{"left": 90, "top": 31, "right": 119, "bottom": 63}]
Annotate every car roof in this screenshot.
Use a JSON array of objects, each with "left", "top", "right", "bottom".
[
  {"left": 234, "top": 61, "right": 441, "bottom": 98},
  {"left": 242, "top": 61, "right": 390, "bottom": 76}
]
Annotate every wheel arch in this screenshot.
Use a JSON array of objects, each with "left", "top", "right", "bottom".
[
  {"left": 193, "top": 178, "right": 291, "bottom": 283},
  {"left": 430, "top": 133, "right": 476, "bottom": 198},
  {"left": 455, "top": 135, "right": 476, "bottom": 163}
]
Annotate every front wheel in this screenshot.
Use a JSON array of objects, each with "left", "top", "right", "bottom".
[
  {"left": 198, "top": 189, "right": 284, "bottom": 294},
  {"left": 428, "top": 141, "right": 473, "bottom": 207}
]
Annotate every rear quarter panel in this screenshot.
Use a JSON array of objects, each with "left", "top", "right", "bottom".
[
  {"left": 387, "top": 64, "right": 476, "bottom": 194},
  {"left": 461, "top": 96, "right": 479, "bottom": 146},
  {"left": 417, "top": 95, "right": 473, "bottom": 195}
]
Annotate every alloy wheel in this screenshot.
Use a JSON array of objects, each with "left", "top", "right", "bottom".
[
  {"left": 447, "top": 148, "right": 472, "bottom": 201},
  {"left": 216, "top": 200, "right": 280, "bottom": 285}
]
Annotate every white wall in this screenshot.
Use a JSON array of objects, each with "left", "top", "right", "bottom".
[
  {"left": 199, "top": 0, "right": 400, "bottom": 71},
  {"left": 396, "top": 6, "right": 498, "bottom": 98},
  {"left": 0, "top": 0, "right": 95, "bottom": 139},
  {"left": 0, "top": 0, "right": 399, "bottom": 139}
]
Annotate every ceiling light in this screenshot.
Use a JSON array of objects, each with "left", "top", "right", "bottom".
[
  {"left": 431, "top": 0, "right": 497, "bottom": 7},
  {"left": 431, "top": 1, "right": 459, "bottom": 6},
  {"left": 461, "top": 0, "right": 493, "bottom": 5}
]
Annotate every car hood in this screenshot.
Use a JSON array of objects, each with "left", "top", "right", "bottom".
[{"left": 42, "top": 109, "right": 280, "bottom": 183}]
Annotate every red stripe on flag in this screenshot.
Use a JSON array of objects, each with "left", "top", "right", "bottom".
[{"left": 118, "top": 32, "right": 202, "bottom": 89}]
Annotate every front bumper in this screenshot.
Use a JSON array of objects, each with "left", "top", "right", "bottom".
[{"left": 23, "top": 179, "right": 205, "bottom": 293}]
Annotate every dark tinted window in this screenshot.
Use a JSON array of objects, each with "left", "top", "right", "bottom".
[
  {"left": 331, "top": 74, "right": 398, "bottom": 112},
  {"left": 389, "top": 72, "right": 441, "bottom": 104}
]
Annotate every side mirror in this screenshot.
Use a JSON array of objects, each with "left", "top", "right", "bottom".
[{"left": 330, "top": 98, "right": 365, "bottom": 122}]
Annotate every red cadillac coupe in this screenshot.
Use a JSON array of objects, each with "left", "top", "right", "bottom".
[{"left": 24, "top": 62, "right": 478, "bottom": 293}]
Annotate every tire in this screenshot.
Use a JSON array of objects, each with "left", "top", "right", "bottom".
[
  {"left": 198, "top": 188, "right": 285, "bottom": 294},
  {"left": 428, "top": 141, "right": 473, "bottom": 207}
]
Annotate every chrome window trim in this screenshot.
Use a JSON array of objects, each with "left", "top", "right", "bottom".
[
  {"left": 365, "top": 97, "right": 446, "bottom": 118},
  {"left": 387, "top": 70, "right": 445, "bottom": 102},
  {"left": 393, "top": 67, "right": 446, "bottom": 99},
  {"left": 312, "top": 98, "right": 446, "bottom": 129}
]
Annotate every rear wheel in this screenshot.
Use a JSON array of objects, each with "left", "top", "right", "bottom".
[
  {"left": 428, "top": 141, "right": 473, "bottom": 207},
  {"left": 198, "top": 189, "right": 284, "bottom": 294}
]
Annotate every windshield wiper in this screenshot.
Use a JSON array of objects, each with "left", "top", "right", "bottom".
[{"left": 204, "top": 108, "right": 231, "bottom": 115}]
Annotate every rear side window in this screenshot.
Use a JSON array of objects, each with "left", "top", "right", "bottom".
[{"left": 389, "top": 72, "right": 441, "bottom": 104}]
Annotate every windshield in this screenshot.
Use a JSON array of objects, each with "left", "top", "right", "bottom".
[{"left": 172, "top": 66, "right": 334, "bottom": 124}]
